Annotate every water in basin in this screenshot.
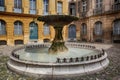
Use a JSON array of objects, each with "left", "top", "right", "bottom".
[{"left": 15, "top": 47, "right": 99, "bottom": 63}]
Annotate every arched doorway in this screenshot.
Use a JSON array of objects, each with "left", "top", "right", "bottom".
[
  {"left": 68, "top": 24, "right": 76, "bottom": 41},
  {"left": 113, "top": 19, "right": 120, "bottom": 43},
  {"left": 14, "top": 21, "right": 23, "bottom": 35},
  {"left": 29, "top": 22, "right": 38, "bottom": 40},
  {"left": 0, "top": 20, "right": 6, "bottom": 35},
  {"left": 94, "top": 21, "right": 103, "bottom": 42},
  {"left": 81, "top": 23, "right": 87, "bottom": 42}
]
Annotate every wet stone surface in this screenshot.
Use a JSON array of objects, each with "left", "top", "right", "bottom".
[{"left": 0, "top": 44, "right": 120, "bottom": 80}]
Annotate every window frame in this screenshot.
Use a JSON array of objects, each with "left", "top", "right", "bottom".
[
  {"left": 0, "top": 0, "right": 4, "bottom": 7},
  {"left": 96, "top": 0, "right": 103, "bottom": 9},
  {"left": 113, "top": 20, "right": 120, "bottom": 35},
  {"left": 94, "top": 21, "right": 103, "bottom": 36},
  {"left": 69, "top": 3, "right": 76, "bottom": 16},
  {"left": 43, "top": 0, "right": 49, "bottom": 15},
  {"left": 14, "top": 21, "right": 23, "bottom": 35},
  {"left": 82, "top": 0, "right": 87, "bottom": 12},
  {"left": 81, "top": 23, "right": 87, "bottom": 35},
  {"left": 30, "top": 0, "right": 36, "bottom": 10},
  {"left": 0, "top": 20, "right": 6, "bottom": 35},
  {"left": 68, "top": 24, "right": 76, "bottom": 39},
  {"left": 57, "top": 1, "right": 63, "bottom": 14},
  {"left": 43, "top": 24, "right": 50, "bottom": 36},
  {"left": 14, "top": 0, "right": 22, "bottom": 9}
]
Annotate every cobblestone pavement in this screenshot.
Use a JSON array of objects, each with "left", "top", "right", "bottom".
[{"left": 0, "top": 43, "right": 120, "bottom": 80}]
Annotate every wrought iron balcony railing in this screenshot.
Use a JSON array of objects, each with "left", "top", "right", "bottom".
[
  {"left": 112, "top": 4, "right": 120, "bottom": 12},
  {"left": 79, "top": 11, "right": 87, "bottom": 18},
  {"left": 93, "top": 7, "right": 104, "bottom": 15}
]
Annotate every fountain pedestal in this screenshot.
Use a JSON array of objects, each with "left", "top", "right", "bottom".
[{"left": 49, "top": 26, "right": 68, "bottom": 53}]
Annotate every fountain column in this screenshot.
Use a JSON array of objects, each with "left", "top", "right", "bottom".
[{"left": 49, "top": 25, "right": 68, "bottom": 54}]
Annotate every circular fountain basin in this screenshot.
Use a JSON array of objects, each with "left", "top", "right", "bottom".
[
  {"left": 7, "top": 43, "right": 109, "bottom": 79},
  {"left": 15, "top": 48, "right": 98, "bottom": 63}
]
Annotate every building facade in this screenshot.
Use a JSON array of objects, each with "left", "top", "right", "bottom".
[
  {"left": 0, "top": 0, "right": 68, "bottom": 46},
  {"left": 68, "top": 0, "right": 120, "bottom": 43}
]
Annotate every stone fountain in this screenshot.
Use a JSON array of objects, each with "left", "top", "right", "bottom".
[
  {"left": 37, "top": 15, "right": 78, "bottom": 53},
  {"left": 7, "top": 15, "right": 109, "bottom": 79}
]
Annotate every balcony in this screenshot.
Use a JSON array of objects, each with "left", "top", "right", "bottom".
[
  {"left": 80, "top": 12, "right": 87, "bottom": 18},
  {"left": 93, "top": 7, "right": 104, "bottom": 15},
  {"left": 0, "top": 6, "right": 5, "bottom": 11},
  {"left": 14, "top": 8, "right": 22, "bottom": 13},
  {"left": 29, "top": 9, "right": 36, "bottom": 14},
  {"left": 112, "top": 4, "right": 120, "bottom": 12}
]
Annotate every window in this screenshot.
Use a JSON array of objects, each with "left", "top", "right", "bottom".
[
  {"left": 94, "top": 22, "right": 102, "bottom": 35},
  {"left": 82, "top": 0, "right": 87, "bottom": 12},
  {"left": 96, "top": 0, "right": 102, "bottom": 9},
  {"left": 57, "top": 2, "right": 62, "bottom": 14},
  {"left": 115, "top": 0, "right": 120, "bottom": 4},
  {"left": 14, "top": 21, "right": 23, "bottom": 35},
  {"left": 43, "top": 0, "right": 49, "bottom": 15},
  {"left": 0, "top": 20, "right": 6, "bottom": 35},
  {"left": 68, "top": 24, "right": 76, "bottom": 39},
  {"left": 30, "top": 0, "right": 36, "bottom": 14},
  {"left": 114, "top": 0, "right": 120, "bottom": 11},
  {"left": 0, "top": 0, "right": 5, "bottom": 11},
  {"left": 70, "top": 3, "right": 76, "bottom": 16},
  {"left": 113, "top": 20, "right": 120, "bottom": 35},
  {"left": 14, "top": 0, "right": 22, "bottom": 13},
  {"left": 14, "top": 0, "right": 22, "bottom": 8},
  {"left": 78, "top": 1, "right": 80, "bottom": 13},
  {"left": 0, "top": 0, "right": 4, "bottom": 6},
  {"left": 44, "top": 24, "right": 50, "bottom": 35},
  {"left": 29, "top": 22, "right": 38, "bottom": 39},
  {"left": 81, "top": 23, "right": 87, "bottom": 35}
]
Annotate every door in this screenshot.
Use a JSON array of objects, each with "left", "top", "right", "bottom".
[{"left": 29, "top": 22, "right": 38, "bottom": 40}]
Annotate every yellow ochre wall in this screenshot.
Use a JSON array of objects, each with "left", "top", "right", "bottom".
[{"left": 0, "top": 0, "right": 68, "bottom": 46}]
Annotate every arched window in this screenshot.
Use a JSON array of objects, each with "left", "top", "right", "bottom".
[
  {"left": 44, "top": 24, "right": 50, "bottom": 35},
  {"left": 43, "top": 0, "right": 49, "bottom": 15},
  {"left": 14, "top": 0, "right": 22, "bottom": 13},
  {"left": 68, "top": 24, "right": 76, "bottom": 39},
  {"left": 113, "top": 20, "right": 120, "bottom": 35},
  {"left": 29, "top": 22, "right": 38, "bottom": 39},
  {"left": 0, "top": 20, "right": 6, "bottom": 35},
  {"left": 57, "top": 2, "right": 63, "bottom": 14},
  {"left": 29, "top": 0, "right": 36, "bottom": 14},
  {"left": 14, "top": 21, "right": 23, "bottom": 35},
  {"left": 94, "top": 21, "right": 102, "bottom": 35},
  {"left": 81, "top": 23, "right": 87, "bottom": 35}
]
